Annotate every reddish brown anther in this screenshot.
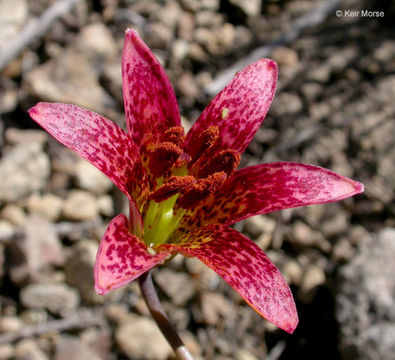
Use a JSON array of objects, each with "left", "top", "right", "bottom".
[
  {"left": 199, "top": 149, "right": 241, "bottom": 179},
  {"left": 162, "top": 126, "right": 185, "bottom": 147},
  {"left": 150, "top": 176, "right": 196, "bottom": 202},
  {"left": 148, "top": 142, "right": 183, "bottom": 178},
  {"left": 178, "top": 172, "right": 227, "bottom": 209},
  {"left": 188, "top": 126, "right": 219, "bottom": 161}
]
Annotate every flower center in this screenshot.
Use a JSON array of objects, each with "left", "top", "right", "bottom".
[{"left": 141, "top": 126, "right": 240, "bottom": 246}]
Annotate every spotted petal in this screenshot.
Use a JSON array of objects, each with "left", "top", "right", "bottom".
[
  {"left": 95, "top": 214, "right": 170, "bottom": 295},
  {"left": 122, "top": 29, "right": 181, "bottom": 148},
  {"left": 29, "top": 102, "right": 147, "bottom": 206},
  {"left": 160, "top": 224, "right": 298, "bottom": 333},
  {"left": 185, "top": 59, "right": 277, "bottom": 155},
  {"left": 179, "top": 162, "right": 364, "bottom": 230}
]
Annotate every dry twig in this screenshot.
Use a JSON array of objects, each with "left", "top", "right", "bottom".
[
  {"left": 205, "top": 0, "right": 345, "bottom": 95},
  {"left": 0, "top": 0, "right": 84, "bottom": 71}
]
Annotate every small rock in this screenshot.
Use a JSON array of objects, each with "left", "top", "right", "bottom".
[
  {"left": 178, "top": 11, "right": 195, "bottom": 41},
  {"left": 199, "top": 292, "right": 231, "bottom": 325},
  {"left": 299, "top": 264, "right": 326, "bottom": 303},
  {"left": 25, "top": 49, "right": 117, "bottom": 116},
  {"left": 172, "top": 39, "right": 189, "bottom": 62},
  {"left": 0, "top": 316, "right": 23, "bottom": 333},
  {"left": 74, "top": 23, "right": 117, "bottom": 61},
  {"left": 229, "top": 0, "right": 261, "bottom": 17},
  {"left": 336, "top": 228, "right": 395, "bottom": 360},
  {"left": 19, "top": 309, "right": 47, "bottom": 326},
  {"left": 0, "top": 343, "right": 14, "bottom": 359},
  {"left": 177, "top": 72, "right": 199, "bottom": 99},
  {"left": 0, "top": 0, "right": 28, "bottom": 48},
  {"left": 5, "top": 128, "right": 47, "bottom": 146},
  {"left": 157, "top": 0, "right": 182, "bottom": 30},
  {"left": 115, "top": 314, "right": 172, "bottom": 360},
  {"left": 147, "top": 23, "right": 174, "bottom": 49},
  {"left": 26, "top": 193, "right": 63, "bottom": 221},
  {"left": 272, "top": 47, "right": 299, "bottom": 66},
  {"left": 0, "top": 220, "right": 14, "bottom": 241},
  {"left": 15, "top": 339, "right": 48, "bottom": 360},
  {"left": 155, "top": 269, "right": 195, "bottom": 306},
  {"left": 0, "top": 77, "right": 18, "bottom": 113},
  {"left": 7, "top": 216, "right": 64, "bottom": 284},
  {"left": 235, "top": 349, "right": 258, "bottom": 360},
  {"left": 75, "top": 160, "right": 113, "bottom": 195},
  {"left": 0, "top": 205, "right": 26, "bottom": 226},
  {"left": 97, "top": 195, "right": 114, "bottom": 217},
  {"left": 55, "top": 336, "right": 101, "bottom": 360},
  {"left": 271, "top": 92, "right": 303, "bottom": 117},
  {"left": 290, "top": 221, "right": 331, "bottom": 253},
  {"left": 20, "top": 283, "right": 80, "bottom": 315},
  {"left": 0, "top": 143, "right": 50, "bottom": 203},
  {"left": 62, "top": 190, "right": 99, "bottom": 221},
  {"left": 321, "top": 212, "right": 349, "bottom": 237},
  {"left": 332, "top": 238, "right": 355, "bottom": 263},
  {"left": 64, "top": 239, "right": 122, "bottom": 304},
  {"left": 282, "top": 259, "right": 303, "bottom": 286}
]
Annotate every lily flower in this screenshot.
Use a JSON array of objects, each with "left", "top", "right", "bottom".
[{"left": 29, "top": 29, "right": 363, "bottom": 334}]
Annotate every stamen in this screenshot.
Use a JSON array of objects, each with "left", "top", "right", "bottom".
[
  {"left": 150, "top": 176, "right": 196, "bottom": 202},
  {"left": 188, "top": 126, "right": 219, "bottom": 161},
  {"left": 198, "top": 149, "right": 240, "bottom": 179},
  {"left": 162, "top": 126, "right": 185, "bottom": 147},
  {"left": 178, "top": 171, "right": 227, "bottom": 209},
  {"left": 148, "top": 142, "right": 183, "bottom": 178}
]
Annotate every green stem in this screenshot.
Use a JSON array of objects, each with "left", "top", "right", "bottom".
[{"left": 138, "top": 272, "right": 194, "bottom": 360}]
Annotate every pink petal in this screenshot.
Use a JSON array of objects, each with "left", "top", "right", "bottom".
[
  {"left": 28, "top": 102, "right": 147, "bottom": 206},
  {"left": 160, "top": 224, "right": 298, "bottom": 333},
  {"left": 122, "top": 29, "right": 181, "bottom": 148},
  {"left": 179, "top": 162, "right": 364, "bottom": 229},
  {"left": 94, "top": 214, "right": 170, "bottom": 295},
  {"left": 185, "top": 59, "right": 277, "bottom": 155}
]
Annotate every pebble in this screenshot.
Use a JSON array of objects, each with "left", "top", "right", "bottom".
[
  {"left": 26, "top": 49, "right": 117, "bottom": 116},
  {"left": 0, "top": 220, "right": 14, "bottom": 241},
  {"left": 271, "top": 92, "right": 303, "bottom": 117},
  {"left": 8, "top": 216, "right": 64, "bottom": 284},
  {"left": 5, "top": 128, "right": 47, "bottom": 146},
  {"left": 0, "top": 316, "right": 23, "bottom": 333},
  {"left": 54, "top": 335, "right": 101, "bottom": 360},
  {"left": 20, "top": 283, "right": 80, "bottom": 315},
  {"left": 177, "top": 72, "right": 200, "bottom": 99},
  {"left": 0, "top": 205, "right": 26, "bottom": 226},
  {"left": 97, "top": 195, "right": 114, "bottom": 217},
  {"left": 299, "top": 264, "right": 326, "bottom": 303},
  {"left": 229, "top": 0, "right": 261, "bottom": 16},
  {"left": 75, "top": 160, "right": 113, "bottom": 195},
  {"left": 26, "top": 193, "right": 63, "bottom": 221},
  {"left": 74, "top": 23, "right": 117, "bottom": 61},
  {"left": 14, "top": 339, "right": 48, "bottom": 360},
  {"left": 65, "top": 239, "right": 122, "bottom": 304},
  {"left": 115, "top": 314, "right": 172, "bottom": 360},
  {"left": 199, "top": 292, "right": 231, "bottom": 325},
  {"left": 272, "top": 46, "right": 299, "bottom": 67},
  {"left": 62, "top": 190, "right": 99, "bottom": 221},
  {"left": 0, "top": 0, "right": 28, "bottom": 48},
  {"left": 0, "top": 143, "right": 50, "bottom": 203},
  {"left": 291, "top": 221, "right": 331, "bottom": 253},
  {"left": 155, "top": 269, "right": 195, "bottom": 306},
  {"left": 0, "top": 343, "right": 14, "bottom": 359}
]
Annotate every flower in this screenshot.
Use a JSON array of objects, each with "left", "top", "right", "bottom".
[{"left": 29, "top": 29, "right": 363, "bottom": 334}]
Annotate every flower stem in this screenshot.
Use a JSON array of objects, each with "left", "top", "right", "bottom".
[{"left": 138, "top": 271, "right": 194, "bottom": 360}]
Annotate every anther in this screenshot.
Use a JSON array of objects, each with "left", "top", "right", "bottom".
[
  {"left": 162, "top": 126, "right": 185, "bottom": 147},
  {"left": 178, "top": 172, "right": 227, "bottom": 209},
  {"left": 149, "top": 176, "right": 196, "bottom": 202},
  {"left": 198, "top": 149, "right": 240, "bottom": 179},
  {"left": 187, "top": 126, "right": 219, "bottom": 162},
  {"left": 148, "top": 142, "right": 183, "bottom": 178}
]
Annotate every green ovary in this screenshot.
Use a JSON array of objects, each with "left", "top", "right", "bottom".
[{"left": 143, "top": 195, "right": 185, "bottom": 246}]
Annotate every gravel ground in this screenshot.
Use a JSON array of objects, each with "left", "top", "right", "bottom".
[{"left": 0, "top": 0, "right": 394, "bottom": 359}]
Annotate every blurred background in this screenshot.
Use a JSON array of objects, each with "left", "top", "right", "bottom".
[{"left": 0, "top": 0, "right": 394, "bottom": 359}]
